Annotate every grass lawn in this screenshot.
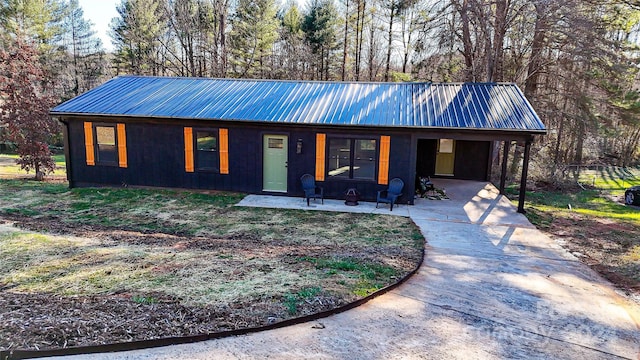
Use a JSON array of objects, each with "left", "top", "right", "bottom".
[
  {"left": 511, "top": 167, "right": 640, "bottom": 294},
  {"left": 0, "top": 179, "right": 424, "bottom": 350},
  {"left": 0, "top": 153, "right": 66, "bottom": 178}
]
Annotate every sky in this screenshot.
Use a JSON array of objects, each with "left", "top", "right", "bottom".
[{"left": 78, "top": 0, "right": 120, "bottom": 52}]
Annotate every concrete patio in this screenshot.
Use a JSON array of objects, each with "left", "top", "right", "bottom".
[
  {"left": 56, "top": 179, "right": 639, "bottom": 359},
  {"left": 237, "top": 179, "right": 533, "bottom": 227}
]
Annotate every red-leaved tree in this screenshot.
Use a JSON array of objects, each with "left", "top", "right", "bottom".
[{"left": 0, "top": 39, "right": 59, "bottom": 180}]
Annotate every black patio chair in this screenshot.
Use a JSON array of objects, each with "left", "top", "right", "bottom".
[
  {"left": 376, "top": 178, "right": 404, "bottom": 211},
  {"left": 416, "top": 176, "right": 434, "bottom": 197},
  {"left": 300, "top": 174, "right": 323, "bottom": 206}
]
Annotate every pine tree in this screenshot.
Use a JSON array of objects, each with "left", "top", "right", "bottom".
[
  {"left": 0, "top": 0, "right": 64, "bottom": 48},
  {"left": 110, "top": 0, "right": 166, "bottom": 75},
  {"left": 228, "top": 0, "right": 279, "bottom": 78},
  {"left": 275, "top": 2, "right": 308, "bottom": 79},
  {"left": 302, "top": 0, "right": 339, "bottom": 80},
  {"left": 61, "top": 0, "right": 105, "bottom": 97}
]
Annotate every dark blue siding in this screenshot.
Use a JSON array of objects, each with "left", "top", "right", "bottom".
[{"left": 67, "top": 119, "right": 425, "bottom": 202}]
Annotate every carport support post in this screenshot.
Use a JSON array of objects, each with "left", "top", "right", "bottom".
[
  {"left": 499, "top": 141, "right": 510, "bottom": 194},
  {"left": 517, "top": 140, "right": 532, "bottom": 214}
]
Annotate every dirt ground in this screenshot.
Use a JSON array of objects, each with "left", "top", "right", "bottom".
[
  {"left": 544, "top": 213, "right": 640, "bottom": 298},
  {"left": 0, "top": 214, "right": 421, "bottom": 351},
  {"left": 517, "top": 180, "right": 640, "bottom": 302}
]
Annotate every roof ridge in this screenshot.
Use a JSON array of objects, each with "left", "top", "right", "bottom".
[{"left": 112, "top": 75, "right": 519, "bottom": 87}]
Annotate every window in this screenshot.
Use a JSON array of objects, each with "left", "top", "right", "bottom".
[
  {"left": 185, "top": 127, "right": 228, "bottom": 174},
  {"left": 195, "top": 130, "right": 218, "bottom": 171},
  {"left": 353, "top": 139, "right": 377, "bottom": 179},
  {"left": 95, "top": 125, "right": 117, "bottom": 165},
  {"left": 439, "top": 139, "right": 454, "bottom": 153},
  {"left": 328, "top": 139, "right": 351, "bottom": 178},
  {"left": 84, "top": 122, "right": 127, "bottom": 167},
  {"left": 327, "top": 138, "right": 377, "bottom": 180},
  {"left": 268, "top": 138, "right": 284, "bottom": 149}
]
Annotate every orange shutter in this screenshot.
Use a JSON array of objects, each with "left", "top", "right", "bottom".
[
  {"left": 315, "top": 133, "right": 326, "bottom": 181},
  {"left": 378, "top": 136, "right": 391, "bottom": 185},
  {"left": 219, "top": 128, "right": 229, "bottom": 174},
  {"left": 84, "top": 122, "right": 95, "bottom": 166},
  {"left": 184, "top": 127, "right": 194, "bottom": 172},
  {"left": 117, "top": 123, "right": 127, "bottom": 168}
]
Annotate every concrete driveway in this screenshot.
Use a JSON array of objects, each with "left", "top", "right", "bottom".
[{"left": 56, "top": 180, "right": 639, "bottom": 359}]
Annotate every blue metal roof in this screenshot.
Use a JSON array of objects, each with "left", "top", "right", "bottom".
[{"left": 51, "top": 76, "right": 545, "bottom": 133}]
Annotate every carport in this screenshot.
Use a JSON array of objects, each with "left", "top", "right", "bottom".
[
  {"left": 408, "top": 82, "right": 543, "bottom": 213},
  {"left": 413, "top": 134, "right": 535, "bottom": 213}
]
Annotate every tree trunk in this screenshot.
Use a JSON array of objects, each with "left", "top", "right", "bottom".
[
  {"left": 491, "top": 0, "right": 508, "bottom": 82},
  {"left": 401, "top": 8, "right": 413, "bottom": 75},
  {"left": 220, "top": 12, "right": 227, "bottom": 77},
  {"left": 553, "top": 97, "right": 569, "bottom": 177},
  {"left": 71, "top": 15, "right": 80, "bottom": 96},
  {"left": 368, "top": 12, "right": 375, "bottom": 81},
  {"left": 188, "top": 34, "right": 195, "bottom": 76},
  {"left": 341, "top": 0, "right": 349, "bottom": 81},
  {"left": 384, "top": 2, "right": 395, "bottom": 82},
  {"left": 574, "top": 118, "right": 585, "bottom": 165},
  {"left": 458, "top": 0, "right": 475, "bottom": 81},
  {"left": 622, "top": 128, "right": 640, "bottom": 167},
  {"left": 354, "top": 0, "right": 365, "bottom": 80},
  {"left": 524, "top": 1, "right": 547, "bottom": 98},
  {"left": 509, "top": 142, "right": 522, "bottom": 178},
  {"left": 35, "top": 163, "right": 43, "bottom": 181}
]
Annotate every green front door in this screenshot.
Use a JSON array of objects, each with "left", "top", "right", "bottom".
[
  {"left": 263, "top": 134, "right": 288, "bottom": 192},
  {"left": 435, "top": 139, "right": 455, "bottom": 176}
]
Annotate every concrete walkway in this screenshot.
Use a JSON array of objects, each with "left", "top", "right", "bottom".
[{"left": 57, "top": 180, "right": 639, "bottom": 359}]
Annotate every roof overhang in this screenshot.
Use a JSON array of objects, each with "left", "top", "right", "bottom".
[{"left": 53, "top": 112, "right": 546, "bottom": 141}]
